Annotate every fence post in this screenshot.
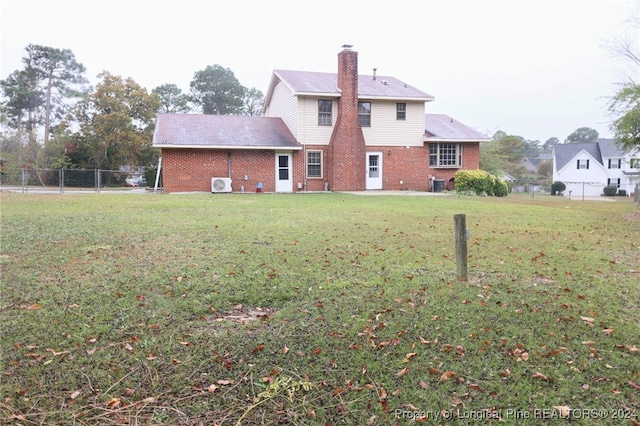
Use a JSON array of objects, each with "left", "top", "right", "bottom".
[
  {"left": 454, "top": 214, "right": 468, "bottom": 282},
  {"left": 21, "top": 168, "right": 26, "bottom": 193},
  {"left": 59, "top": 168, "right": 64, "bottom": 194}
]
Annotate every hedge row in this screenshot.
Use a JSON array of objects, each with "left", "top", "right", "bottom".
[{"left": 454, "top": 169, "right": 509, "bottom": 197}]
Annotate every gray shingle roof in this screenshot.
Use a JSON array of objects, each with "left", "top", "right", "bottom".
[
  {"left": 553, "top": 139, "right": 626, "bottom": 171},
  {"left": 553, "top": 142, "right": 602, "bottom": 170},
  {"left": 152, "top": 114, "right": 301, "bottom": 149},
  {"left": 273, "top": 70, "right": 435, "bottom": 100},
  {"left": 424, "top": 114, "right": 491, "bottom": 141}
]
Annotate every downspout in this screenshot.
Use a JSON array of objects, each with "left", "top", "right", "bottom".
[{"left": 228, "top": 151, "right": 232, "bottom": 179}]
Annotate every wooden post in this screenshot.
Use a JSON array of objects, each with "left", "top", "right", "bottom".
[{"left": 454, "top": 214, "right": 468, "bottom": 282}]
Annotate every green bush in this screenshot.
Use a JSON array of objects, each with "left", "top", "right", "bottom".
[
  {"left": 454, "top": 169, "right": 508, "bottom": 196},
  {"left": 618, "top": 189, "right": 627, "bottom": 196},
  {"left": 493, "top": 178, "right": 509, "bottom": 197},
  {"left": 603, "top": 186, "right": 618, "bottom": 196},
  {"left": 551, "top": 181, "right": 566, "bottom": 195}
]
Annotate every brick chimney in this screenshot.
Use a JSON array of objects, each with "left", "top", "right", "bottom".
[{"left": 327, "top": 46, "right": 366, "bottom": 191}]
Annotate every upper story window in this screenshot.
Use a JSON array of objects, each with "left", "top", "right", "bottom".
[
  {"left": 396, "top": 103, "right": 406, "bottom": 120},
  {"left": 631, "top": 158, "right": 640, "bottom": 168},
  {"left": 577, "top": 159, "right": 590, "bottom": 169},
  {"left": 307, "top": 150, "right": 323, "bottom": 178},
  {"left": 608, "top": 158, "right": 621, "bottom": 169},
  {"left": 430, "top": 143, "right": 462, "bottom": 168},
  {"left": 318, "top": 100, "right": 332, "bottom": 126},
  {"left": 358, "top": 101, "right": 371, "bottom": 127}
]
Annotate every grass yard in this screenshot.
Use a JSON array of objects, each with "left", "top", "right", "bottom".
[{"left": 1, "top": 191, "right": 638, "bottom": 425}]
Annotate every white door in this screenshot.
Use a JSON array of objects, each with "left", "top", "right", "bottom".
[
  {"left": 275, "top": 153, "right": 293, "bottom": 192},
  {"left": 366, "top": 152, "right": 383, "bottom": 190}
]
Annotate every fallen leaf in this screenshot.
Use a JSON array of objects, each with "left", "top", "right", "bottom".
[
  {"left": 283, "top": 345, "right": 290, "bottom": 354},
  {"left": 217, "top": 379, "right": 233, "bottom": 385},
  {"left": 397, "top": 367, "right": 410, "bottom": 378},
  {"left": 628, "top": 381, "right": 640, "bottom": 391},
  {"left": 70, "top": 390, "right": 81, "bottom": 399},
  {"left": 332, "top": 387, "right": 345, "bottom": 396},
  {"left": 580, "top": 316, "right": 594, "bottom": 323},
  {"left": 553, "top": 406, "right": 571, "bottom": 418},
  {"left": 499, "top": 369, "right": 511, "bottom": 377},
  {"left": 439, "top": 371, "right": 456, "bottom": 381},
  {"left": 26, "top": 303, "right": 41, "bottom": 310},
  {"left": 208, "top": 384, "right": 218, "bottom": 394},
  {"left": 603, "top": 328, "right": 614, "bottom": 334},
  {"left": 531, "top": 372, "right": 550, "bottom": 381},
  {"left": 252, "top": 344, "right": 265, "bottom": 353},
  {"left": 419, "top": 381, "right": 429, "bottom": 389}
]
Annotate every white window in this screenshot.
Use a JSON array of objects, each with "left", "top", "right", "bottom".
[
  {"left": 577, "top": 159, "right": 589, "bottom": 169},
  {"left": 608, "top": 159, "right": 621, "bottom": 169},
  {"left": 430, "top": 143, "right": 462, "bottom": 168},
  {"left": 607, "top": 178, "right": 620, "bottom": 188},
  {"left": 306, "top": 150, "right": 322, "bottom": 178},
  {"left": 318, "top": 100, "right": 332, "bottom": 126},
  {"left": 358, "top": 102, "right": 371, "bottom": 127}
]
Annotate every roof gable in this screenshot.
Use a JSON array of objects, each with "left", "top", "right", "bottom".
[
  {"left": 424, "top": 114, "right": 490, "bottom": 141},
  {"left": 553, "top": 143, "right": 602, "bottom": 171},
  {"left": 152, "top": 114, "right": 301, "bottom": 150}
]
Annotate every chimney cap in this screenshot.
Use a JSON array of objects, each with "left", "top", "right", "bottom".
[{"left": 341, "top": 44, "right": 354, "bottom": 50}]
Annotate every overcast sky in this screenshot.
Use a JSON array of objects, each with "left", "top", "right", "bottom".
[{"left": 2, "top": 0, "right": 638, "bottom": 143}]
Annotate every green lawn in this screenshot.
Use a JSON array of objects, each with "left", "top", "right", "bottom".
[{"left": 1, "top": 192, "right": 638, "bottom": 425}]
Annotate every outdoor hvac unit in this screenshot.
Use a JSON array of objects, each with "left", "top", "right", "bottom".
[{"left": 211, "top": 177, "right": 232, "bottom": 193}]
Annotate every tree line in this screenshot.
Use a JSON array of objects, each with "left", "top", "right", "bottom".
[
  {"left": 0, "top": 44, "right": 264, "bottom": 172},
  {"left": 1, "top": 28, "right": 638, "bottom": 177}
]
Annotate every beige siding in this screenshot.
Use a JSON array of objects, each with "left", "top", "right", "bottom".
[
  {"left": 362, "top": 100, "right": 425, "bottom": 146},
  {"left": 264, "top": 81, "right": 298, "bottom": 137},
  {"left": 296, "top": 96, "right": 336, "bottom": 145}
]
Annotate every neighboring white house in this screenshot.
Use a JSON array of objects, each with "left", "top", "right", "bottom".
[{"left": 552, "top": 139, "right": 640, "bottom": 197}]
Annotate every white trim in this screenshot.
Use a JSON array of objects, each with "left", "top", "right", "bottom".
[{"left": 154, "top": 144, "right": 302, "bottom": 150}]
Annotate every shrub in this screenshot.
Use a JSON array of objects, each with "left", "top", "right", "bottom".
[
  {"left": 617, "top": 189, "right": 627, "bottom": 197},
  {"left": 603, "top": 186, "right": 618, "bottom": 196},
  {"left": 551, "top": 181, "right": 566, "bottom": 195},
  {"left": 454, "top": 170, "right": 508, "bottom": 196},
  {"left": 492, "top": 178, "right": 509, "bottom": 197}
]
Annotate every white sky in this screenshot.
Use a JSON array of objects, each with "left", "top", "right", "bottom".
[{"left": 1, "top": 0, "right": 638, "bottom": 143}]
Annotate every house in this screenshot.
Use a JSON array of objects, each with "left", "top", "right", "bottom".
[
  {"left": 153, "top": 46, "right": 491, "bottom": 193},
  {"left": 552, "top": 139, "right": 640, "bottom": 197}
]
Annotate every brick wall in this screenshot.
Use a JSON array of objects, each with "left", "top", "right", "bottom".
[
  {"left": 162, "top": 149, "right": 278, "bottom": 193},
  {"left": 162, "top": 142, "right": 480, "bottom": 193}
]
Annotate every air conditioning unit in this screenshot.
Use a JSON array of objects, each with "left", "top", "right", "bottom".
[{"left": 211, "top": 177, "right": 232, "bottom": 193}]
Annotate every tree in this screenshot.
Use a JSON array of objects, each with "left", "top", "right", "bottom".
[
  {"left": 0, "top": 68, "right": 44, "bottom": 164},
  {"left": 608, "top": 83, "right": 640, "bottom": 151},
  {"left": 73, "top": 72, "right": 161, "bottom": 170},
  {"left": 189, "top": 65, "right": 245, "bottom": 115},
  {"left": 605, "top": 9, "right": 640, "bottom": 151},
  {"left": 542, "top": 137, "right": 559, "bottom": 151},
  {"left": 152, "top": 83, "right": 191, "bottom": 113},
  {"left": 23, "top": 44, "right": 90, "bottom": 143},
  {"left": 242, "top": 87, "right": 264, "bottom": 116},
  {"left": 565, "top": 127, "right": 599, "bottom": 143},
  {"left": 480, "top": 132, "right": 526, "bottom": 175}
]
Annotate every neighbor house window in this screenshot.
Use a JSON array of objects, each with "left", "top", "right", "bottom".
[
  {"left": 577, "top": 159, "right": 589, "bottom": 169},
  {"left": 631, "top": 158, "right": 640, "bottom": 168},
  {"left": 429, "top": 143, "right": 462, "bottom": 168},
  {"left": 318, "top": 100, "right": 332, "bottom": 126},
  {"left": 307, "top": 150, "right": 323, "bottom": 178},
  {"left": 396, "top": 103, "right": 406, "bottom": 120},
  {"left": 358, "top": 101, "right": 371, "bottom": 127},
  {"left": 608, "top": 178, "right": 620, "bottom": 188},
  {"left": 608, "top": 158, "right": 621, "bottom": 169}
]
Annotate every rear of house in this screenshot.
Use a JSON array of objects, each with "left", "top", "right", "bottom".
[{"left": 153, "top": 47, "right": 490, "bottom": 193}]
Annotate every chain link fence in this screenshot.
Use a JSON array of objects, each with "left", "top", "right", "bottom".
[{"left": 0, "top": 167, "right": 157, "bottom": 193}]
